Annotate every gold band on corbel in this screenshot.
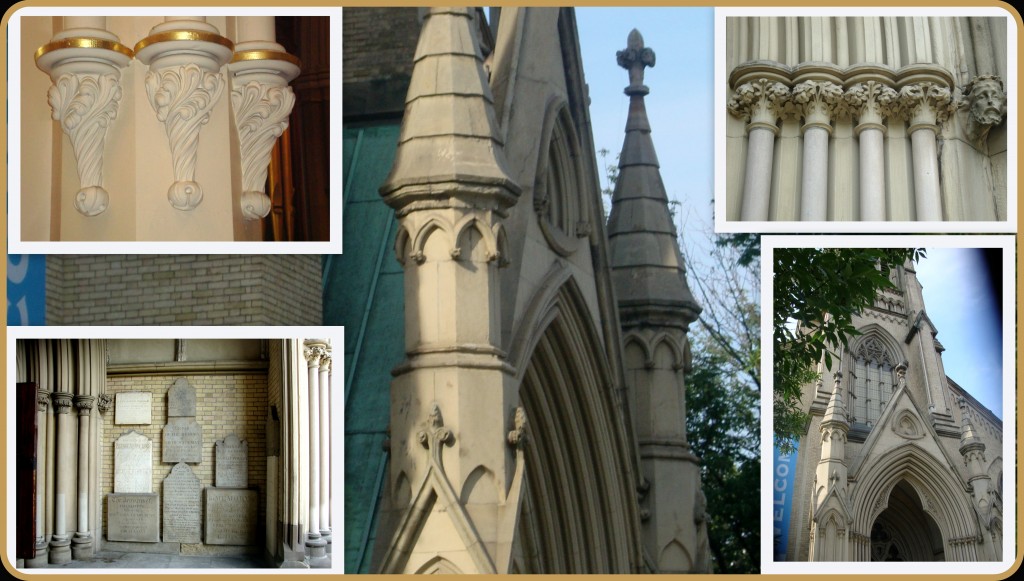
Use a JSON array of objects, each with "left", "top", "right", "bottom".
[
  {"left": 133, "top": 30, "right": 234, "bottom": 54},
  {"left": 35, "top": 37, "right": 135, "bottom": 61},
  {"left": 231, "top": 49, "right": 301, "bottom": 68}
]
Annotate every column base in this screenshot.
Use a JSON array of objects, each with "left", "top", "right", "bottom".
[
  {"left": 280, "top": 560, "right": 310, "bottom": 568},
  {"left": 71, "top": 532, "right": 94, "bottom": 560},
  {"left": 320, "top": 528, "right": 331, "bottom": 554},
  {"left": 49, "top": 536, "right": 72, "bottom": 565},
  {"left": 305, "top": 534, "right": 329, "bottom": 568},
  {"left": 24, "top": 538, "right": 49, "bottom": 568}
]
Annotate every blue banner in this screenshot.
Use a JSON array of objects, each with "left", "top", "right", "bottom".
[
  {"left": 773, "top": 442, "right": 798, "bottom": 561},
  {"left": 7, "top": 254, "right": 46, "bottom": 325}
]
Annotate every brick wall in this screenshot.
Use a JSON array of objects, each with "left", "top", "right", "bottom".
[
  {"left": 99, "top": 373, "right": 269, "bottom": 547},
  {"left": 45, "top": 255, "right": 322, "bottom": 325},
  {"left": 342, "top": 8, "right": 421, "bottom": 85}
]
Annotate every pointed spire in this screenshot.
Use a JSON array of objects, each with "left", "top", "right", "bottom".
[
  {"left": 957, "top": 396, "right": 982, "bottom": 447},
  {"left": 380, "top": 8, "right": 520, "bottom": 209},
  {"left": 608, "top": 30, "right": 699, "bottom": 327},
  {"left": 822, "top": 370, "right": 849, "bottom": 428}
]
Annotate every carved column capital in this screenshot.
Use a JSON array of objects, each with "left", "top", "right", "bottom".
[
  {"left": 845, "top": 81, "right": 899, "bottom": 134},
  {"left": 898, "top": 82, "right": 955, "bottom": 132},
  {"left": 74, "top": 395, "right": 96, "bottom": 416},
  {"left": 727, "top": 78, "right": 790, "bottom": 133},
  {"left": 96, "top": 393, "right": 114, "bottom": 414},
  {"left": 51, "top": 392, "right": 73, "bottom": 415},
  {"left": 303, "top": 340, "right": 329, "bottom": 367},
  {"left": 791, "top": 80, "right": 844, "bottom": 133},
  {"left": 37, "top": 388, "right": 51, "bottom": 412}
]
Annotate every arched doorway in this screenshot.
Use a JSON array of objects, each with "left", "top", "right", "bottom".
[{"left": 870, "top": 480, "right": 945, "bottom": 561}]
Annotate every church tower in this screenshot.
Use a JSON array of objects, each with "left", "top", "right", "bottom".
[
  {"left": 789, "top": 257, "right": 1002, "bottom": 562},
  {"left": 607, "top": 29, "right": 711, "bottom": 574}
]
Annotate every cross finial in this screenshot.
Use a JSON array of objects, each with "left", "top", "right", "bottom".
[{"left": 617, "top": 29, "right": 655, "bottom": 95}]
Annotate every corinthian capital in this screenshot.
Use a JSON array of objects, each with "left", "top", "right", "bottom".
[
  {"left": 898, "top": 82, "right": 955, "bottom": 129},
  {"left": 845, "top": 81, "right": 899, "bottom": 130},
  {"left": 51, "top": 392, "right": 73, "bottom": 415},
  {"left": 727, "top": 79, "right": 790, "bottom": 130},
  {"left": 791, "top": 80, "right": 844, "bottom": 128}
]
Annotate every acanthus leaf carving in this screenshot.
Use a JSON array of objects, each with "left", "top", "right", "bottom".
[
  {"left": 845, "top": 81, "right": 899, "bottom": 127},
  {"left": 727, "top": 79, "right": 790, "bottom": 127},
  {"left": 144, "top": 63, "right": 226, "bottom": 211},
  {"left": 791, "top": 80, "right": 844, "bottom": 125},
  {"left": 898, "top": 82, "right": 955, "bottom": 127},
  {"left": 232, "top": 81, "right": 296, "bottom": 220},
  {"left": 47, "top": 72, "right": 123, "bottom": 217}
]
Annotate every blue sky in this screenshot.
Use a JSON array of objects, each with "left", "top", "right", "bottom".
[
  {"left": 915, "top": 248, "right": 1004, "bottom": 420},
  {"left": 576, "top": 7, "right": 714, "bottom": 249}
]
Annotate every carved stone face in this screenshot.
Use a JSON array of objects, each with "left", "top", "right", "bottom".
[{"left": 968, "top": 78, "right": 1006, "bottom": 126}]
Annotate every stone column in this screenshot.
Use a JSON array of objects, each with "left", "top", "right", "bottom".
[
  {"left": 845, "top": 75, "right": 898, "bottom": 221},
  {"left": 302, "top": 340, "right": 328, "bottom": 567},
  {"left": 791, "top": 78, "right": 843, "bottom": 221},
  {"left": 71, "top": 395, "right": 95, "bottom": 560},
  {"left": 280, "top": 341, "right": 307, "bottom": 568},
  {"left": 48, "top": 391, "right": 73, "bottom": 564},
  {"left": 318, "top": 348, "right": 332, "bottom": 550},
  {"left": 25, "top": 386, "right": 50, "bottom": 567},
  {"left": 727, "top": 76, "right": 790, "bottom": 221},
  {"left": 899, "top": 78, "right": 954, "bottom": 221}
]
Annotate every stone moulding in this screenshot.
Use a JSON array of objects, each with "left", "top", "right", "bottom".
[{"left": 144, "top": 64, "right": 226, "bottom": 211}]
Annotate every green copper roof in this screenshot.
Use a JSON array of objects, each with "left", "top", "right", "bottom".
[{"left": 327, "top": 122, "right": 404, "bottom": 573}]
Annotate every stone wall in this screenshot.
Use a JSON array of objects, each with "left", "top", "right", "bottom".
[
  {"left": 99, "top": 374, "right": 269, "bottom": 548},
  {"left": 44, "top": 255, "right": 322, "bottom": 326}
]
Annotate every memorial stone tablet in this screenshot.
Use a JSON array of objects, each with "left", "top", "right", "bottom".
[
  {"left": 205, "top": 488, "right": 258, "bottom": 545},
  {"left": 163, "top": 418, "right": 202, "bottom": 463},
  {"left": 163, "top": 463, "right": 201, "bottom": 543},
  {"left": 115, "top": 392, "right": 152, "bottom": 425},
  {"left": 114, "top": 431, "right": 153, "bottom": 493},
  {"left": 107, "top": 493, "right": 159, "bottom": 542},
  {"left": 215, "top": 434, "right": 248, "bottom": 488},
  {"left": 167, "top": 378, "right": 197, "bottom": 417}
]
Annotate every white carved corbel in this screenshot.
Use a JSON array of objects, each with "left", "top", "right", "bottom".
[
  {"left": 135, "top": 18, "right": 234, "bottom": 211},
  {"left": 228, "top": 17, "right": 300, "bottom": 220},
  {"left": 35, "top": 18, "right": 133, "bottom": 217}
]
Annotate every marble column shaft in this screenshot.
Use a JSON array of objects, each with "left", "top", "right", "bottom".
[{"left": 318, "top": 352, "right": 331, "bottom": 539}]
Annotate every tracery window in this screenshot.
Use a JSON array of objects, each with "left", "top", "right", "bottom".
[{"left": 850, "top": 335, "right": 897, "bottom": 427}]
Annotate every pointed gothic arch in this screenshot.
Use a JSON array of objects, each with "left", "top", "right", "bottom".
[
  {"left": 514, "top": 276, "right": 643, "bottom": 573},
  {"left": 851, "top": 443, "right": 979, "bottom": 561}
]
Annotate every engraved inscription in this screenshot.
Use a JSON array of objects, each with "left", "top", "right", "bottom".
[
  {"left": 163, "top": 463, "right": 201, "bottom": 543},
  {"left": 107, "top": 493, "right": 159, "bottom": 542},
  {"left": 205, "top": 488, "right": 257, "bottom": 545},
  {"left": 114, "top": 431, "right": 153, "bottom": 493},
  {"left": 163, "top": 418, "right": 202, "bottom": 463},
  {"left": 115, "top": 392, "right": 152, "bottom": 425},
  {"left": 215, "top": 434, "right": 248, "bottom": 488},
  {"left": 167, "top": 378, "right": 197, "bottom": 417}
]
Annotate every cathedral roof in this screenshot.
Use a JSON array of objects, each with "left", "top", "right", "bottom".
[{"left": 606, "top": 29, "right": 700, "bottom": 326}]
